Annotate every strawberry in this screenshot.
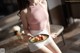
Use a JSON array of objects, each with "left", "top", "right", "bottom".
[
  {"left": 41, "top": 35, "right": 47, "bottom": 40},
  {"left": 37, "top": 35, "right": 43, "bottom": 40}
]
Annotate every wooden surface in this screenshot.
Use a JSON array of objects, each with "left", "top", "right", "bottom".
[
  {"left": 0, "top": 35, "right": 29, "bottom": 53},
  {"left": 0, "top": 11, "right": 20, "bottom": 31}
]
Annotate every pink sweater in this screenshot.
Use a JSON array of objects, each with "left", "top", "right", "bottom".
[
  {"left": 21, "top": 3, "right": 50, "bottom": 35},
  {"left": 26, "top": 4, "right": 49, "bottom": 30}
]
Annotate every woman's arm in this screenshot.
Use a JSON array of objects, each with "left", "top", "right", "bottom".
[
  {"left": 40, "top": 0, "right": 48, "bottom": 9},
  {"left": 20, "top": 10, "right": 31, "bottom": 36}
]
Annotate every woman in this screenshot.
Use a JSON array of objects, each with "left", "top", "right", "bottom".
[{"left": 17, "top": 0, "right": 62, "bottom": 53}]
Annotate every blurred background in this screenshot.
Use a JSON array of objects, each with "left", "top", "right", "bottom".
[{"left": 0, "top": 0, "right": 18, "bottom": 16}]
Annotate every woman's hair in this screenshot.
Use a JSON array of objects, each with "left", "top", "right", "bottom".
[{"left": 17, "top": 0, "right": 30, "bottom": 12}]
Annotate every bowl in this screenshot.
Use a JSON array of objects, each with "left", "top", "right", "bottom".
[{"left": 29, "top": 34, "right": 49, "bottom": 43}]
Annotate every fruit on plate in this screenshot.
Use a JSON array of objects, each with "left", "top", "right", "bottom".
[{"left": 29, "top": 34, "right": 48, "bottom": 43}]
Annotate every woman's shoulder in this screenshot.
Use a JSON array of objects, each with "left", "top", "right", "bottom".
[
  {"left": 39, "top": 0, "right": 47, "bottom": 9},
  {"left": 21, "top": 8, "right": 28, "bottom": 14}
]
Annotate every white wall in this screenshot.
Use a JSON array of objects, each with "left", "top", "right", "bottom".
[{"left": 47, "top": 0, "right": 62, "bottom": 10}]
